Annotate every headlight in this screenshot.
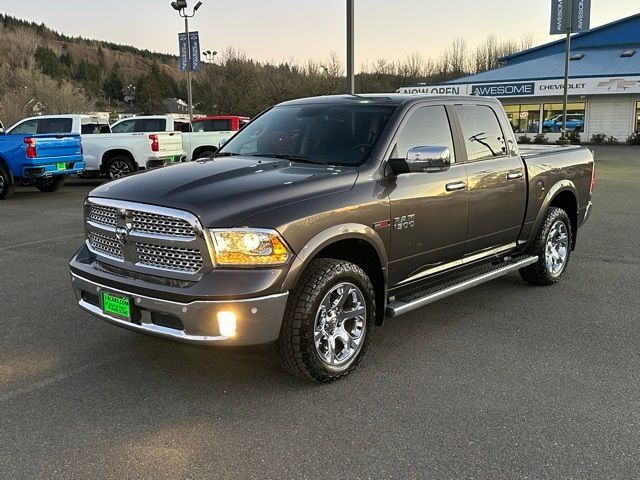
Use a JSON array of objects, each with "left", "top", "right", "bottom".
[{"left": 209, "top": 229, "right": 290, "bottom": 266}]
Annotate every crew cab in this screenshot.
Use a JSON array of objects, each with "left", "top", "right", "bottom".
[
  {"left": 126, "top": 115, "right": 248, "bottom": 161},
  {"left": 69, "top": 95, "right": 595, "bottom": 382},
  {"left": 0, "top": 117, "right": 84, "bottom": 199}
]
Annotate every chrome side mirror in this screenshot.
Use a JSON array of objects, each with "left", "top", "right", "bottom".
[{"left": 390, "top": 146, "right": 451, "bottom": 174}]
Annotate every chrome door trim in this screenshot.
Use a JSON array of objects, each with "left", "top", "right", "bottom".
[{"left": 398, "top": 242, "right": 517, "bottom": 285}]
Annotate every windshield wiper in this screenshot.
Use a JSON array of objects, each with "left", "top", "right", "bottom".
[{"left": 250, "top": 153, "right": 324, "bottom": 165}]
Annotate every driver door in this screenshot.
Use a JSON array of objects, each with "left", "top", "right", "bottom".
[{"left": 387, "top": 104, "right": 469, "bottom": 287}]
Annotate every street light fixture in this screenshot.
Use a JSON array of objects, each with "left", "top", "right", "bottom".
[{"left": 170, "top": 0, "right": 203, "bottom": 124}]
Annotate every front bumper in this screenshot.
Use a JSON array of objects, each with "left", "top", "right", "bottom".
[{"left": 70, "top": 272, "right": 289, "bottom": 346}]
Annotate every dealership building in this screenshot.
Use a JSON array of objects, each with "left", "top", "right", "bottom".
[{"left": 398, "top": 14, "right": 640, "bottom": 141}]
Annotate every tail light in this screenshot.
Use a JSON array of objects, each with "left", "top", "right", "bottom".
[
  {"left": 24, "top": 137, "right": 37, "bottom": 158},
  {"left": 590, "top": 163, "right": 596, "bottom": 195},
  {"left": 149, "top": 134, "right": 159, "bottom": 152}
]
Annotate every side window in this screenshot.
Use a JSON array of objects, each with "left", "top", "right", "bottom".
[
  {"left": 455, "top": 105, "right": 507, "bottom": 162},
  {"left": 210, "top": 119, "right": 233, "bottom": 131},
  {"left": 82, "top": 123, "right": 110, "bottom": 134},
  {"left": 38, "top": 118, "right": 73, "bottom": 134},
  {"left": 390, "top": 106, "right": 455, "bottom": 162},
  {"left": 10, "top": 120, "right": 39, "bottom": 135},
  {"left": 111, "top": 120, "right": 135, "bottom": 133},
  {"left": 136, "top": 119, "right": 166, "bottom": 132}
]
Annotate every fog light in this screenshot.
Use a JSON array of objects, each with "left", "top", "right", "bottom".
[{"left": 217, "top": 311, "right": 237, "bottom": 337}]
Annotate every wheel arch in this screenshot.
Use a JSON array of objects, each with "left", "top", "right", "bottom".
[
  {"left": 528, "top": 181, "right": 579, "bottom": 251},
  {"left": 101, "top": 149, "right": 136, "bottom": 172},
  {"left": 192, "top": 145, "right": 218, "bottom": 159},
  {"left": 283, "top": 224, "right": 388, "bottom": 325}
]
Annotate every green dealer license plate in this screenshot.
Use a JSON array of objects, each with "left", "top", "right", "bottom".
[
  {"left": 56, "top": 162, "right": 66, "bottom": 171},
  {"left": 102, "top": 291, "right": 131, "bottom": 319}
]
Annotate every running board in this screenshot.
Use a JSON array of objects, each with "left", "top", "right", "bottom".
[{"left": 386, "top": 255, "right": 538, "bottom": 318}]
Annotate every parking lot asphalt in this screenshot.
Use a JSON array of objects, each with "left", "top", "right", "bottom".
[{"left": 1, "top": 146, "right": 639, "bottom": 479}]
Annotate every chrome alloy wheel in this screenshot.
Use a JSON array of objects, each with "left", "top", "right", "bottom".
[
  {"left": 109, "top": 160, "right": 132, "bottom": 179},
  {"left": 314, "top": 282, "right": 367, "bottom": 366},
  {"left": 545, "top": 220, "right": 569, "bottom": 276}
]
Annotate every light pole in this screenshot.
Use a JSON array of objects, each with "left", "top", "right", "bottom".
[
  {"left": 203, "top": 50, "right": 218, "bottom": 64},
  {"left": 171, "top": 0, "right": 203, "bottom": 124},
  {"left": 346, "top": 0, "right": 355, "bottom": 95}
]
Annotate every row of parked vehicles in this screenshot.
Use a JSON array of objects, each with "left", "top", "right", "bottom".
[{"left": 0, "top": 114, "right": 249, "bottom": 199}]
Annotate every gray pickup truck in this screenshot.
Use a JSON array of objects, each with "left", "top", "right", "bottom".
[{"left": 69, "top": 94, "right": 595, "bottom": 382}]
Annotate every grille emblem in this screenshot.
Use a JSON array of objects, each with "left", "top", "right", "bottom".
[{"left": 115, "top": 226, "right": 130, "bottom": 246}]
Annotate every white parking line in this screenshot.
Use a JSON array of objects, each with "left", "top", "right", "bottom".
[{"left": 0, "top": 233, "right": 84, "bottom": 252}]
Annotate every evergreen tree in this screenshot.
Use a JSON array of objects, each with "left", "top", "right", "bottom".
[
  {"left": 103, "top": 64, "right": 124, "bottom": 101},
  {"left": 34, "top": 46, "right": 64, "bottom": 79}
]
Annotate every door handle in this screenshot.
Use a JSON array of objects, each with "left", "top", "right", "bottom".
[
  {"left": 445, "top": 181, "right": 467, "bottom": 192},
  {"left": 507, "top": 171, "right": 523, "bottom": 180}
]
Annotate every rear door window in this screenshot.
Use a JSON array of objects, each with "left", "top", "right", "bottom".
[
  {"left": 38, "top": 118, "right": 73, "bottom": 134},
  {"left": 82, "top": 123, "right": 111, "bottom": 134},
  {"left": 455, "top": 105, "right": 507, "bottom": 162},
  {"left": 136, "top": 119, "right": 166, "bottom": 132}
]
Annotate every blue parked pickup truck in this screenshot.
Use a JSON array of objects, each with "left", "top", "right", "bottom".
[{"left": 0, "top": 118, "right": 84, "bottom": 199}]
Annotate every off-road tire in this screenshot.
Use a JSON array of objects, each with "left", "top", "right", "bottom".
[
  {"left": 0, "top": 164, "right": 15, "bottom": 199},
  {"left": 519, "top": 207, "right": 572, "bottom": 286},
  {"left": 35, "top": 176, "right": 65, "bottom": 193},
  {"left": 276, "top": 258, "right": 375, "bottom": 382}
]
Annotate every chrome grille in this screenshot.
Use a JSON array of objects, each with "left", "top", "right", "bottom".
[
  {"left": 131, "top": 211, "right": 195, "bottom": 238},
  {"left": 88, "top": 231, "right": 123, "bottom": 260},
  {"left": 136, "top": 243, "right": 203, "bottom": 272},
  {"left": 84, "top": 198, "right": 210, "bottom": 278},
  {"left": 88, "top": 204, "right": 118, "bottom": 227}
]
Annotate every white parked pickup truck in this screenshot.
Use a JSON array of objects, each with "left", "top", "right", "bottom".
[
  {"left": 7, "top": 115, "right": 185, "bottom": 180},
  {"left": 121, "top": 115, "right": 244, "bottom": 161}
]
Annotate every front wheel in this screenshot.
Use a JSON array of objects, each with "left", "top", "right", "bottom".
[
  {"left": 277, "top": 259, "right": 375, "bottom": 382},
  {"left": 520, "top": 207, "right": 572, "bottom": 285},
  {"left": 35, "top": 176, "right": 65, "bottom": 193}
]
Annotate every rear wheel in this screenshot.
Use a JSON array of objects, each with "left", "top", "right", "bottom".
[
  {"left": 106, "top": 156, "right": 135, "bottom": 180},
  {"left": 0, "top": 164, "right": 15, "bottom": 199},
  {"left": 35, "top": 176, "right": 65, "bottom": 193},
  {"left": 277, "top": 258, "right": 375, "bottom": 382},
  {"left": 520, "top": 207, "right": 572, "bottom": 286}
]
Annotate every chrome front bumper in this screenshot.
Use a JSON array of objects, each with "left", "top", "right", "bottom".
[{"left": 70, "top": 272, "right": 288, "bottom": 346}]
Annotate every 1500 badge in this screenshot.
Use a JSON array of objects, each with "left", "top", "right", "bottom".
[{"left": 393, "top": 214, "right": 415, "bottom": 230}]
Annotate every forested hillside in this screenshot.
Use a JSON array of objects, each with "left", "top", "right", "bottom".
[{"left": 0, "top": 13, "right": 533, "bottom": 126}]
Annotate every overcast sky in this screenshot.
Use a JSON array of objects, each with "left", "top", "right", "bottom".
[{"left": 2, "top": 1, "right": 638, "bottom": 68}]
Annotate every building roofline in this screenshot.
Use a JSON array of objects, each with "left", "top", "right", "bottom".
[{"left": 498, "top": 12, "right": 640, "bottom": 62}]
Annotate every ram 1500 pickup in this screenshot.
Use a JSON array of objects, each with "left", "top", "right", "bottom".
[
  {"left": 0, "top": 118, "right": 84, "bottom": 200},
  {"left": 69, "top": 95, "right": 595, "bottom": 382}
]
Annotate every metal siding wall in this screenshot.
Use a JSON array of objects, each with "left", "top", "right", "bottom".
[{"left": 586, "top": 95, "right": 635, "bottom": 140}]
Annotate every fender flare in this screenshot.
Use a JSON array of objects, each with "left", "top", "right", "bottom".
[
  {"left": 282, "top": 223, "right": 388, "bottom": 292},
  {"left": 525, "top": 180, "right": 578, "bottom": 248}
]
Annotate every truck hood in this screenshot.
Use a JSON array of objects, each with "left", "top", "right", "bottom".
[{"left": 90, "top": 157, "right": 358, "bottom": 226}]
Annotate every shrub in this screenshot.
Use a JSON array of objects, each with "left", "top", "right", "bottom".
[
  {"left": 517, "top": 135, "right": 532, "bottom": 144},
  {"left": 626, "top": 132, "right": 640, "bottom": 145},
  {"left": 607, "top": 136, "right": 618, "bottom": 144},
  {"left": 533, "top": 133, "right": 548, "bottom": 144},
  {"left": 591, "top": 133, "right": 607, "bottom": 144},
  {"left": 568, "top": 130, "right": 581, "bottom": 145}
]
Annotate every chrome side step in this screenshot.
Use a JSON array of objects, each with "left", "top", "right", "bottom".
[{"left": 386, "top": 255, "right": 538, "bottom": 318}]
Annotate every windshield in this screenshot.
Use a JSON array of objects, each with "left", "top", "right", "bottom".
[{"left": 219, "top": 103, "right": 396, "bottom": 166}]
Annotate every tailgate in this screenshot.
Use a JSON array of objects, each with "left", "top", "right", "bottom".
[
  {"left": 34, "top": 134, "right": 82, "bottom": 159},
  {"left": 157, "top": 132, "right": 183, "bottom": 155}
]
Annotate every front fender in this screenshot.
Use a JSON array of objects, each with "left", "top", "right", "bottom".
[{"left": 282, "top": 223, "right": 388, "bottom": 291}]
